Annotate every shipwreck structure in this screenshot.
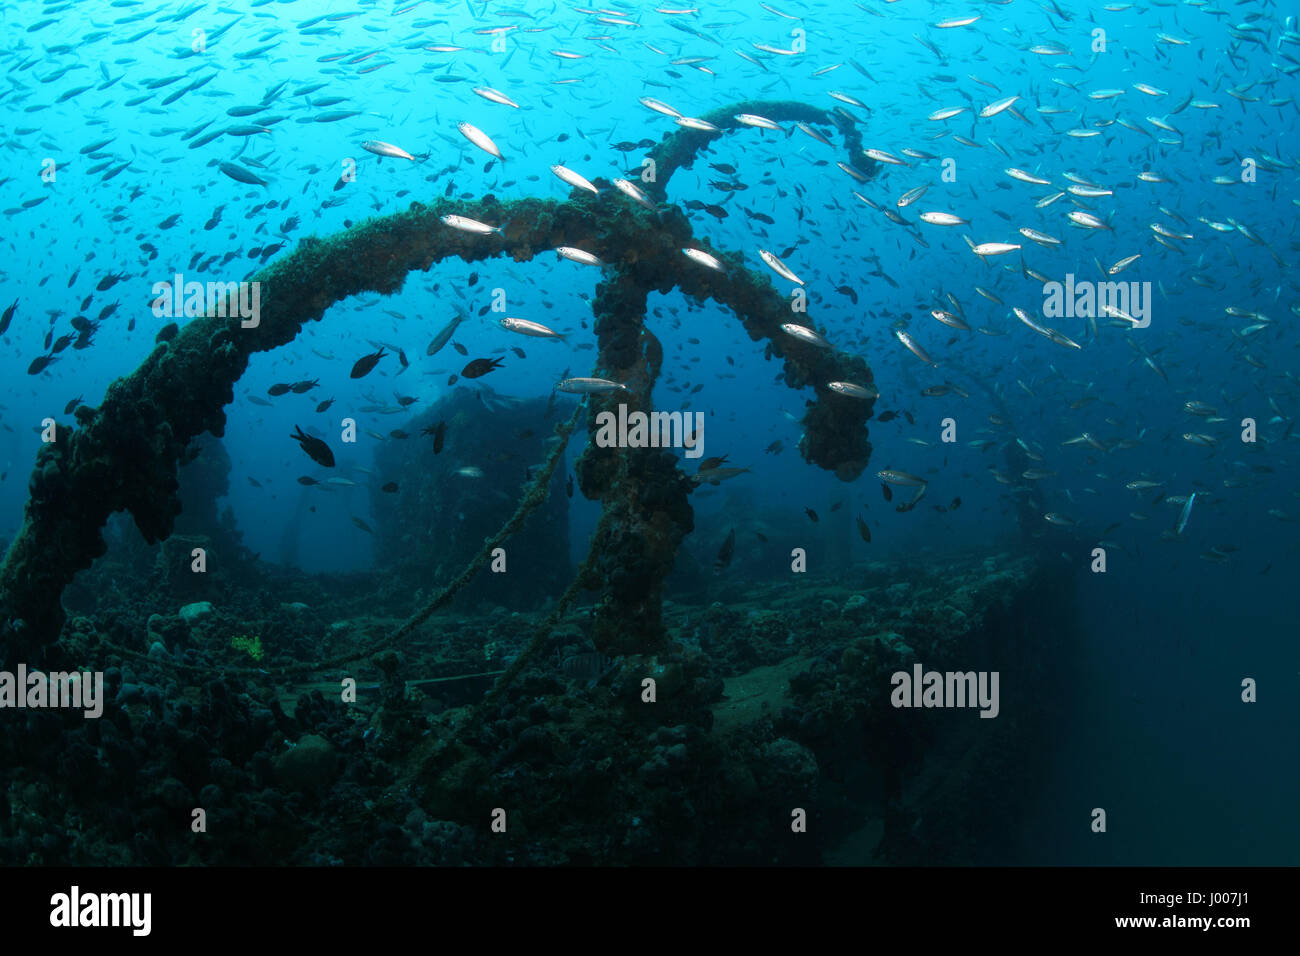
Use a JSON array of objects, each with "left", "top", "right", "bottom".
[
  {"left": 0, "top": 97, "right": 1093, "bottom": 867},
  {"left": 0, "top": 99, "right": 880, "bottom": 666}
]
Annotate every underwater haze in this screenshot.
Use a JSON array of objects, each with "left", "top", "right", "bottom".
[{"left": 0, "top": 0, "right": 1298, "bottom": 868}]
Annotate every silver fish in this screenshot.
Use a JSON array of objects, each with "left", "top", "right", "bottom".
[
  {"left": 980, "top": 94, "right": 1019, "bottom": 117},
  {"left": 780, "top": 323, "right": 831, "bottom": 348},
  {"left": 919, "top": 211, "right": 968, "bottom": 226},
  {"left": 878, "top": 469, "right": 927, "bottom": 486},
  {"left": 639, "top": 96, "right": 682, "bottom": 117},
  {"left": 427, "top": 313, "right": 464, "bottom": 356},
  {"left": 556, "top": 376, "right": 629, "bottom": 394},
  {"left": 1176, "top": 492, "right": 1197, "bottom": 534},
  {"left": 1067, "top": 211, "right": 1110, "bottom": 230},
  {"left": 219, "top": 161, "right": 267, "bottom": 186},
  {"left": 681, "top": 248, "right": 724, "bottom": 271},
  {"left": 362, "top": 140, "right": 416, "bottom": 161},
  {"left": 675, "top": 116, "right": 720, "bottom": 132},
  {"left": 897, "top": 185, "right": 929, "bottom": 207},
  {"left": 895, "top": 329, "right": 937, "bottom": 366},
  {"left": 556, "top": 246, "right": 604, "bottom": 266},
  {"left": 612, "top": 178, "right": 656, "bottom": 210},
  {"left": 827, "top": 381, "right": 877, "bottom": 399},
  {"left": 457, "top": 121, "right": 503, "bottom": 160},
  {"left": 472, "top": 87, "right": 520, "bottom": 108},
  {"left": 758, "top": 249, "right": 804, "bottom": 285},
  {"left": 970, "top": 241, "right": 1021, "bottom": 256},
  {"left": 551, "top": 164, "right": 599, "bottom": 195},
  {"left": 441, "top": 214, "right": 506, "bottom": 236},
  {"left": 500, "top": 317, "right": 563, "bottom": 339}
]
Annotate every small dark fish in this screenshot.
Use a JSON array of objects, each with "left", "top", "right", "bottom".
[
  {"left": 50, "top": 334, "right": 73, "bottom": 354},
  {"left": 877, "top": 410, "right": 897, "bottom": 422},
  {"left": 423, "top": 419, "right": 447, "bottom": 453},
  {"left": 297, "top": 476, "right": 319, "bottom": 485},
  {"left": 381, "top": 481, "right": 399, "bottom": 493},
  {"left": 290, "top": 425, "right": 335, "bottom": 467},
  {"left": 27, "top": 354, "right": 56, "bottom": 375},
  {"left": 447, "top": 375, "right": 458, "bottom": 386},
  {"left": 316, "top": 397, "right": 335, "bottom": 412},
  {"left": 462, "top": 357, "right": 504, "bottom": 378},
  {"left": 155, "top": 322, "right": 179, "bottom": 343},
  {"left": 247, "top": 477, "right": 263, "bottom": 488},
  {"left": 64, "top": 395, "right": 82, "bottom": 414},
  {"left": 352, "top": 516, "right": 372, "bottom": 534},
  {"left": 755, "top": 531, "right": 768, "bottom": 543},
  {"left": 714, "top": 528, "right": 736, "bottom": 573},
  {"left": 950, "top": 497, "right": 961, "bottom": 510},
  {"left": 290, "top": 379, "right": 319, "bottom": 393},
  {"left": 805, "top": 507, "right": 819, "bottom": 522},
  {"left": 856, "top": 515, "right": 871, "bottom": 543},
  {"left": 511, "top": 347, "right": 526, "bottom": 359},
  {"left": 566, "top": 474, "right": 574, "bottom": 498},
  {"left": 903, "top": 411, "right": 915, "bottom": 425},
  {"left": 881, "top": 483, "right": 893, "bottom": 502},
  {"left": 0, "top": 299, "right": 16, "bottom": 335},
  {"left": 698, "top": 455, "right": 729, "bottom": 472},
  {"left": 829, "top": 499, "right": 844, "bottom": 513},
  {"left": 395, "top": 394, "right": 418, "bottom": 407},
  {"left": 268, "top": 383, "right": 292, "bottom": 396},
  {"left": 389, "top": 429, "right": 409, "bottom": 439},
  {"left": 452, "top": 342, "right": 468, "bottom": 356},
  {"left": 350, "top": 347, "right": 385, "bottom": 379}
]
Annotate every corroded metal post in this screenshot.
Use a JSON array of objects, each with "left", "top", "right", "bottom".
[{"left": 574, "top": 269, "right": 694, "bottom": 656}]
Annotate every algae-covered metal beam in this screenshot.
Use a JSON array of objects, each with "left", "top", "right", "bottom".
[
  {"left": 1, "top": 100, "right": 879, "bottom": 658},
  {"left": 641, "top": 98, "right": 875, "bottom": 201}
]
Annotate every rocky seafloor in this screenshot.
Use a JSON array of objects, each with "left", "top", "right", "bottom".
[{"left": 1, "top": 547, "right": 1076, "bottom": 865}]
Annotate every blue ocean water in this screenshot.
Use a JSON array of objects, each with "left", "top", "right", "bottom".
[{"left": 0, "top": 0, "right": 1296, "bottom": 865}]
